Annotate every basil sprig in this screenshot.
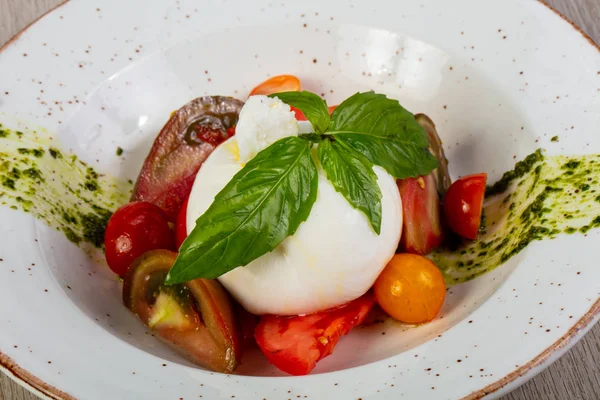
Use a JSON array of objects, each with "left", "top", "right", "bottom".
[
  {"left": 274, "top": 91, "right": 438, "bottom": 232},
  {"left": 166, "top": 91, "right": 437, "bottom": 283}
]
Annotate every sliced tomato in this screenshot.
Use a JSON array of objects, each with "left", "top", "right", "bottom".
[
  {"left": 254, "top": 292, "right": 375, "bottom": 376},
  {"left": 397, "top": 172, "right": 444, "bottom": 255},
  {"left": 443, "top": 173, "right": 487, "bottom": 240},
  {"left": 131, "top": 96, "right": 243, "bottom": 221},
  {"left": 123, "top": 250, "right": 242, "bottom": 372},
  {"left": 328, "top": 105, "right": 338, "bottom": 114},
  {"left": 249, "top": 75, "right": 301, "bottom": 97},
  {"left": 175, "top": 196, "right": 189, "bottom": 249}
]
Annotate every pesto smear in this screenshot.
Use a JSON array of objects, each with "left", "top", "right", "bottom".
[
  {"left": 432, "top": 149, "right": 600, "bottom": 284},
  {"left": 0, "top": 124, "right": 131, "bottom": 247}
]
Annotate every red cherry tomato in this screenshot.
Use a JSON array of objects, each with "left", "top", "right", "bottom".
[
  {"left": 175, "top": 196, "right": 189, "bottom": 249},
  {"left": 254, "top": 292, "right": 375, "bottom": 376},
  {"left": 443, "top": 173, "right": 487, "bottom": 240},
  {"left": 104, "top": 202, "right": 174, "bottom": 276}
]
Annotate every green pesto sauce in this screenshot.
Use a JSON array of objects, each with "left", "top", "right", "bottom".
[
  {"left": 0, "top": 125, "right": 131, "bottom": 248},
  {"left": 432, "top": 150, "right": 600, "bottom": 285}
]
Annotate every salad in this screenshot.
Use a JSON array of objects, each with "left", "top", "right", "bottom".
[{"left": 104, "top": 75, "right": 488, "bottom": 375}]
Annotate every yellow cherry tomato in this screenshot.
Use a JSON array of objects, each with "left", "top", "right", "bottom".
[{"left": 374, "top": 253, "right": 446, "bottom": 324}]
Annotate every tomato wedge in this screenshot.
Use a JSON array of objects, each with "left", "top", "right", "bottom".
[
  {"left": 123, "top": 250, "right": 243, "bottom": 372},
  {"left": 255, "top": 292, "right": 375, "bottom": 376},
  {"left": 249, "top": 74, "right": 301, "bottom": 97},
  {"left": 443, "top": 173, "right": 487, "bottom": 240},
  {"left": 397, "top": 172, "right": 444, "bottom": 255}
]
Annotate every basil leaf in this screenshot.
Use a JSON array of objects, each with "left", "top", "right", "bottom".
[
  {"left": 319, "top": 139, "right": 382, "bottom": 234},
  {"left": 269, "top": 91, "right": 330, "bottom": 134},
  {"left": 330, "top": 92, "right": 438, "bottom": 178},
  {"left": 165, "top": 136, "right": 318, "bottom": 284},
  {"left": 333, "top": 133, "right": 439, "bottom": 179}
]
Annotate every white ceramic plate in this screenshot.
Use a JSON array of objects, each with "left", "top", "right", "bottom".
[{"left": 0, "top": 0, "right": 599, "bottom": 399}]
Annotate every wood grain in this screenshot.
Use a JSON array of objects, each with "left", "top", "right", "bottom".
[{"left": 0, "top": 0, "right": 598, "bottom": 399}]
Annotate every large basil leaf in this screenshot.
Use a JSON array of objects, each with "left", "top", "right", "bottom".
[
  {"left": 330, "top": 92, "right": 438, "bottom": 178},
  {"left": 318, "top": 139, "right": 382, "bottom": 234},
  {"left": 269, "top": 91, "right": 330, "bottom": 134},
  {"left": 165, "top": 136, "right": 318, "bottom": 284}
]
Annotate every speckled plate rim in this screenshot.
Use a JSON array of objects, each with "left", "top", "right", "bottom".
[
  {"left": 0, "top": 1, "right": 598, "bottom": 399},
  {"left": 0, "top": 352, "right": 67, "bottom": 400}
]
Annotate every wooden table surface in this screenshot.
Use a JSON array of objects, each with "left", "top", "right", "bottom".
[{"left": 0, "top": 0, "right": 599, "bottom": 399}]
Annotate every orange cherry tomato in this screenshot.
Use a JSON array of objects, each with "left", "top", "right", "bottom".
[
  {"left": 249, "top": 75, "right": 301, "bottom": 97},
  {"left": 374, "top": 254, "right": 446, "bottom": 324}
]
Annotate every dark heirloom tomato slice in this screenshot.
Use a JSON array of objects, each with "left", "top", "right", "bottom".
[
  {"left": 415, "top": 114, "right": 451, "bottom": 196},
  {"left": 254, "top": 292, "right": 375, "bottom": 376},
  {"left": 131, "top": 96, "right": 244, "bottom": 221},
  {"left": 123, "top": 250, "right": 242, "bottom": 373}
]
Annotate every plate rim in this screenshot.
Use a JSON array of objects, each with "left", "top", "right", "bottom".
[{"left": 0, "top": 1, "right": 598, "bottom": 399}]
